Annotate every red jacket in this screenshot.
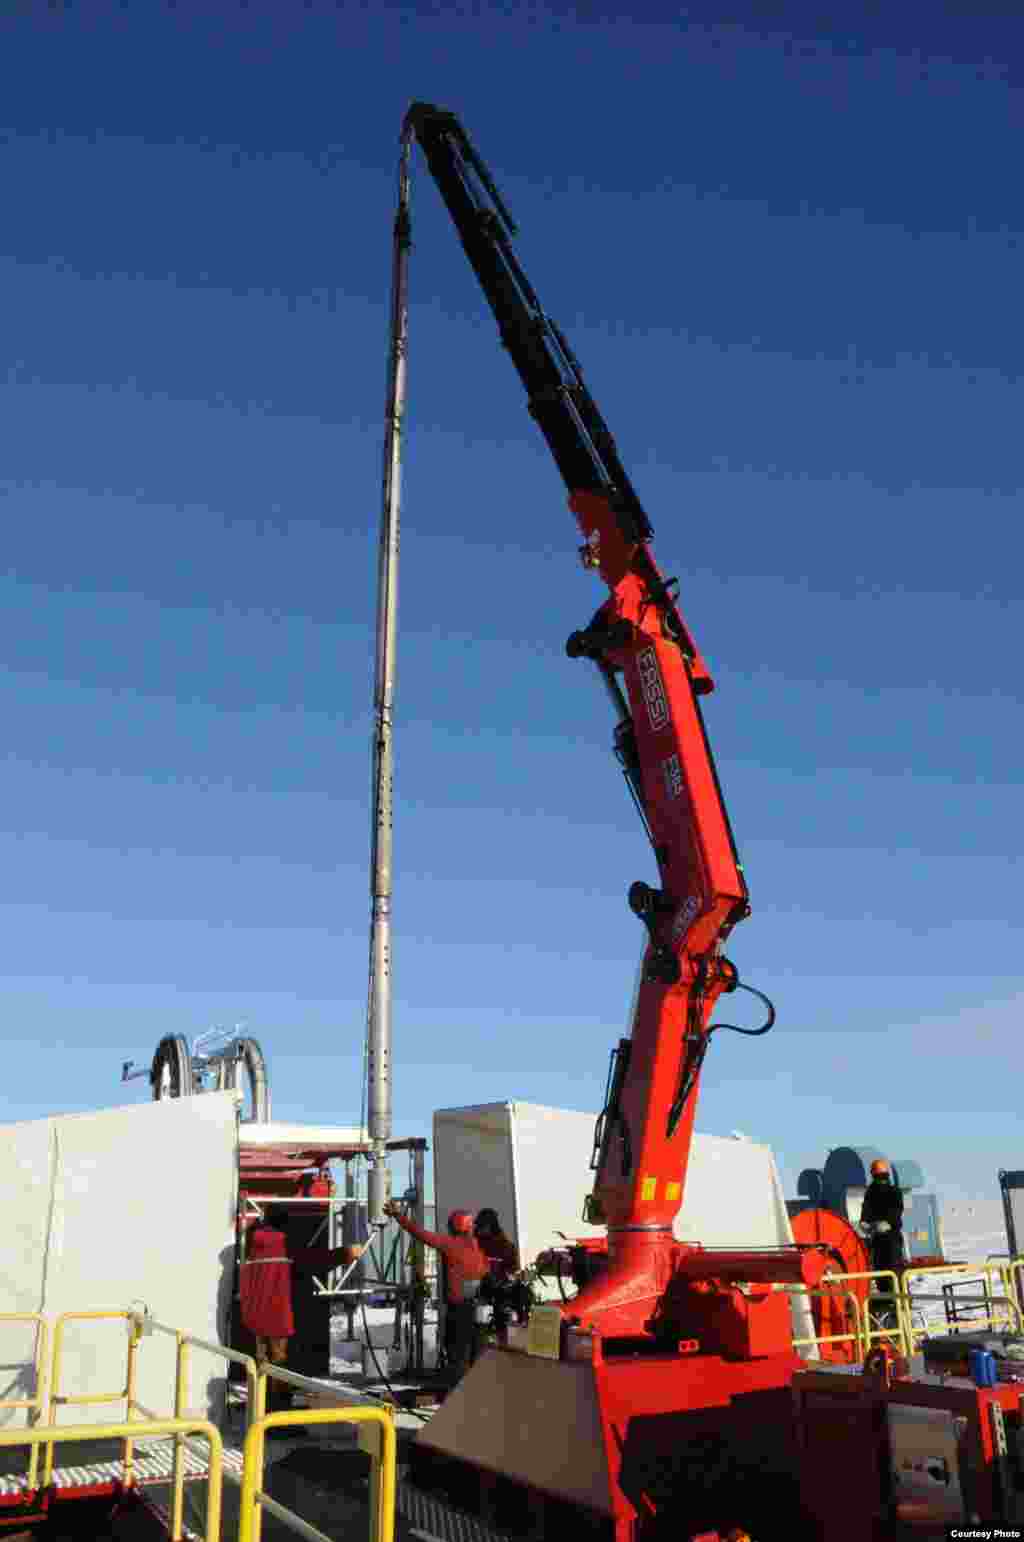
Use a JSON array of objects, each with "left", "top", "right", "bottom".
[
  {"left": 395, "top": 1215, "right": 488, "bottom": 1304},
  {"left": 239, "top": 1226, "right": 351, "bottom": 1338}
]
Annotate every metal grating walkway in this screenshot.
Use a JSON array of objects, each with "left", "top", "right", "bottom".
[
  {"left": 0, "top": 1443, "right": 512, "bottom": 1541},
  {"left": 0, "top": 1439, "right": 245, "bottom": 1498},
  {"left": 397, "top": 1482, "right": 510, "bottom": 1542}
]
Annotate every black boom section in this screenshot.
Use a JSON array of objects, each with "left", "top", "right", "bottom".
[{"left": 404, "top": 103, "right": 654, "bottom": 545}]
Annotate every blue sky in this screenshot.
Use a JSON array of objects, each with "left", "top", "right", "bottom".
[{"left": 1, "top": 2, "right": 1020, "bottom": 1212}]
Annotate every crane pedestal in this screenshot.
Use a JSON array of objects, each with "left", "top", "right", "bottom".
[{"left": 410, "top": 1340, "right": 804, "bottom": 1541}]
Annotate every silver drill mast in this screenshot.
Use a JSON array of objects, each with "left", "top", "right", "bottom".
[{"left": 364, "top": 128, "right": 413, "bottom": 1227}]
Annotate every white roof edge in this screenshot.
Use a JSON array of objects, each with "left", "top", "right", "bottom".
[
  {"left": 433, "top": 1103, "right": 515, "bottom": 1120},
  {"left": 240, "top": 1122, "right": 368, "bottom": 1148},
  {"left": 433, "top": 1100, "right": 591, "bottom": 1119}
]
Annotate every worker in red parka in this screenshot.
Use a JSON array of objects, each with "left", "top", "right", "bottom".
[
  {"left": 383, "top": 1199, "right": 488, "bottom": 1384},
  {"left": 240, "top": 1206, "right": 361, "bottom": 1414}
]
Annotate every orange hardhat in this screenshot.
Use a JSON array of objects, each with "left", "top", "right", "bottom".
[
  {"left": 448, "top": 1209, "right": 474, "bottom": 1235},
  {"left": 870, "top": 1159, "right": 891, "bottom": 1178}
]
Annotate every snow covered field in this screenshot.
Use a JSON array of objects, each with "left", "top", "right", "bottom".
[
  {"left": 904, "top": 1201, "right": 1013, "bottom": 1334},
  {"left": 329, "top": 1304, "right": 440, "bottom": 1377}
]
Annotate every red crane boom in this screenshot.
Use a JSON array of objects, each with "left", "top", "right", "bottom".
[
  {"left": 402, "top": 103, "right": 815, "bottom": 1542},
  {"left": 404, "top": 102, "right": 787, "bottom": 1342}
]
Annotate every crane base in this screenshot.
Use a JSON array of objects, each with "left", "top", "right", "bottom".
[{"left": 410, "top": 1346, "right": 804, "bottom": 1541}]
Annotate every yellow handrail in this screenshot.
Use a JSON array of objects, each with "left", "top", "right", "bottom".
[
  {"left": 129, "top": 1313, "right": 265, "bottom": 1541},
  {"left": 0, "top": 1417, "right": 222, "bottom": 1542},
  {"left": 818, "top": 1269, "right": 912, "bottom": 1356},
  {"left": 0, "top": 1313, "right": 48, "bottom": 1492},
  {"left": 900, "top": 1260, "right": 1021, "bottom": 1340},
  {"left": 253, "top": 1360, "right": 396, "bottom": 1542},
  {"left": 45, "top": 1310, "right": 134, "bottom": 1488},
  {"left": 807, "top": 1257, "right": 1024, "bottom": 1360},
  {"left": 782, "top": 1286, "right": 867, "bottom": 1360},
  {"left": 238, "top": 1404, "right": 396, "bottom": 1542}
]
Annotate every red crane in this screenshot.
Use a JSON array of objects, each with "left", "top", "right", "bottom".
[{"left": 402, "top": 103, "right": 819, "bottom": 1541}]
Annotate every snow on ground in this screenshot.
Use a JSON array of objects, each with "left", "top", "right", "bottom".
[
  {"left": 329, "top": 1304, "right": 440, "bottom": 1375},
  {"left": 904, "top": 1214, "right": 1013, "bottom": 1334}
]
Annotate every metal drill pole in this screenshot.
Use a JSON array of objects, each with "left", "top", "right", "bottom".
[{"left": 366, "top": 128, "right": 413, "bottom": 1228}]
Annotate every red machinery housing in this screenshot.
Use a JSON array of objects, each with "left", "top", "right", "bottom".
[{"left": 794, "top": 1358, "right": 1024, "bottom": 1537}]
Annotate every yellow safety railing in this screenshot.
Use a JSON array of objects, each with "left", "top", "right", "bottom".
[
  {"left": 128, "top": 1314, "right": 264, "bottom": 1542},
  {"left": 44, "top": 1310, "right": 137, "bottom": 1488},
  {"left": 125, "top": 1312, "right": 391, "bottom": 1542},
  {"left": 1005, "top": 1258, "right": 1023, "bottom": 1319},
  {"left": 788, "top": 1257, "right": 1024, "bottom": 1362},
  {"left": 5, "top": 1309, "right": 396, "bottom": 1541},
  {"left": 782, "top": 1286, "right": 869, "bottom": 1361},
  {"left": 899, "top": 1260, "right": 1022, "bottom": 1342},
  {"left": 238, "top": 1403, "right": 396, "bottom": 1542},
  {"left": 245, "top": 1360, "right": 397, "bottom": 1542},
  {"left": 0, "top": 1313, "right": 49, "bottom": 1492},
  {"left": 0, "top": 1418, "right": 222, "bottom": 1542},
  {"left": 818, "top": 1269, "right": 913, "bottom": 1357}
]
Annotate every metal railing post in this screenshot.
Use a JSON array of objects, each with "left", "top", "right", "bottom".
[
  {"left": 171, "top": 1331, "right": 190, "bottom": 1542},
  {"left": 124, "top": 1315, "right": 140, "bottom": 1487},
  {"left": 251, "top": 1365, "right": 266, "bottom": 1542}
]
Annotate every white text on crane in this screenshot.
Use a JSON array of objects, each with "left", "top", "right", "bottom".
[{"left": 637, "top": 647, "right": 669, "bottom": 732}]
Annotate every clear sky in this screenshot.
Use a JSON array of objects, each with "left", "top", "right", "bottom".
[{"left": 1, "top": 2, "right": 1020, "bottom": 1213}]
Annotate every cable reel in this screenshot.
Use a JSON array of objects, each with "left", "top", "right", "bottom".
[{"left": 129, "top": 1031, "right": 271, "bottom": 1122}]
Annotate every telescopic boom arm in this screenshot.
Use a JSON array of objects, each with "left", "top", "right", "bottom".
[{"left": 404, "top": 103, "right": 767, "bottom": 1340}]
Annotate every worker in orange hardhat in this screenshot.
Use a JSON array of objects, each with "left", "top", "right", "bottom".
[
  {"left": 240, "top": 1206, "right": 362, "bottom": 1426},
  {"left": 383, "top": 1199, "right": 488, "bottom": 1383},
  {"left": 859, "top": 1158, "right": 905, "bottom": 1321}
]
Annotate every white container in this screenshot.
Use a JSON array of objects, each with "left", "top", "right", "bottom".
[
  {"left": 432, "top": 1102, "right": 605, "bottom": 1284},
  {"left": 0, "top": 1093, "right": 239, "bottom": 1430}
]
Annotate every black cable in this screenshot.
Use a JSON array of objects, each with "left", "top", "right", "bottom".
[
  {"left": 707, "top": 980, "right": 776, "bottom": 1037},
  {"left": 666, "top": 977, "right": 776, "bottom": 1137},
  {"left": 358, "top": 1292, "right": 431, "bottom": 1423}
]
